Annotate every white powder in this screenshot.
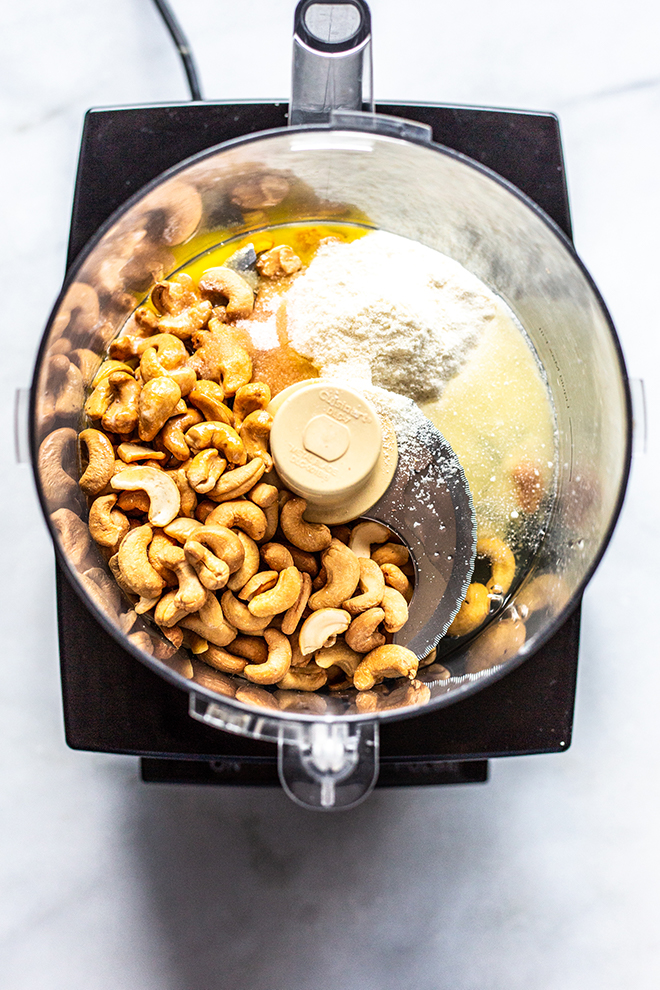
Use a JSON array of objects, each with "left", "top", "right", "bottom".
[{"left": 285, "top": 230, "right": 497, "bottom": 402}]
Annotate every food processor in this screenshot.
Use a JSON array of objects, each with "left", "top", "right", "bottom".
[{"left": 30, "top": 0, "right": 632, "bottom": 809}]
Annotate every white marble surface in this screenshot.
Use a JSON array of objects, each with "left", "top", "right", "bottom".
[{"left": 2, "top": 1, "right": 659, "bottom": 987}]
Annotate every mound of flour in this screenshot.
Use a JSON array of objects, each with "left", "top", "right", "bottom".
[{"left": 285, "top": 230, "right": 497, "bottom": 402}]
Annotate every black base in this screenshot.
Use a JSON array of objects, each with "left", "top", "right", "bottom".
[{"left": 59, "top": 100, "right": 578, "bottom": 787}]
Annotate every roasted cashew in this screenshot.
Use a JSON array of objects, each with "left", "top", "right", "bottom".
[
  {"left": 151, "top": 273, "right": 200, "bottom": 315},
  {"left": 261, "top": 502, "right": 279, "bottom": 543},
  {"left": 381, "top": 587, "right": 409, "bottom": 633},
  {"left": 349, "top": 521, "right": 391, "bottom": 559},
  {"left": 189, "top": 524, "right": 245, "bottom": 573},
  {"left": 186, "top": 449, "right": 226, "bottom": 494},
  {"left": 280, "top": 497, "right": 332, "bottom": 553},
  {"left": 308, "top": 538, "right": 361, "bottom": 611},
  {"left": 38, "top": 427, "right": 79, "bottom": 507},
  {"left": 92, "top": 359, "right": 136, "bottom": 388},
  {"left": 208, "top": 458, "right": 265, "bottom": 502},
  {"left": 108, "top": 309, "right": 159, "bottom": 360},
  {"left": 466, "top": 618, "right": 526, "bottom": 673},
  {"left": 230, "top": 174, "right": 289, "bottom": 210},
  {"left": 220, "top": 590, "right": 271, "bottom": 634},
  {"left": 381, "top": 562, "right": 413, "bottom": 601},
  {"left": 376, "top": 680, "right": 431, "bottom": 710},
  {"left": 117, "top": 523, "right": 165, "bottom": 599},
  {"left": 101, "top": 371, "right": 141, "bottom": 436},
  {"left": 140, "top": 179, "right": 203, "bottom": 245},
  {"left": 239, "top": 570, "right": 279, "bottom": 601},
  {"left": 50, "top": 507, "right": 93, "bottom": 568},
  {"left": 286, "top": 544, "right": 319, "bottom": 578},
  {"left": 260, "top": 542, "right": 294, "bottom": 572},
  {"left": 239, "top": 410, "right": 273, "bottom": 471},
  {"left": 233, "top": 382, "right": 272, "bottom": 430},
  {"left": 158, "top": 407, "right": 203, "bottom": 460},
  {"left": 183, "top": 540, "right": 231, "bottom": 591},
  {"left": 84, "top": 374, "right": 115, "bottom": 422},
  {"left": 163, "top": 516, "right": 203, "bottom": 542},
  {"left": 117, "top": 442, "right": 167, "bottom": 464},
  {"left": 188, "top": 323, "right": 252, "bottom": 395},
  {"left": 200, "top": 645, "right": 246, "bottom": 676},
  {"left": 198, "top": 267, "right": 254, "bottom": 320},
  {"left": 206, "top": 500, "right": 267, "bottom": 541},
  {"left": 165, "top": 462, "right": 197, "bottom": 518},
  {"left": 247, "top": 482, "right": 278, "bottom": 508},
  {"left": 139, "top": 333, "right": 197, "bottom": 395},
  {"left": 138, "top": 376, "right": 182, "bottom": 443},
  {"left": 353, "top": 644, "right": 419, "bottom": 691},
  {"left": 70, "top": 348, "right": 101, "bottom": 384},
  {"left": 185, "top": 420, "right": 246, "bottom": 466},
  {"left": 343, "top": 557, "right": 385, "bottom": 615},
  {"left": 226, "top": 530, "right": 261, "bottom": 591},
  {"left": 179, "top": 591, "right": 237, "bottom": 647},
  {"left": 281, "top": 571, "right": 312, "bottom": 635},
  {"left": 276, "top": 690, "right": 327, "bottom": 714},
  {"left": 235, "top": 683, "right": 280, "bottom": 710},
  {"left": 88, "top": 494, "right": 130, "bottom": 550},
  {"left": 81, "top": 566, "right": 122, "bottom": 616},
  {"left": 42, "top": 354, "right": 84, "bottom": 422},
  {"left": 298, "top": 608, "right": 351, "bottom": 655},
  {"left": 191, "top": 659, "right": 237, "bottom": 698},
  {"left": 111, "top": 464, "right": 180, "bottom": 526},
  {"left": 331, "top": 524, "right": 352, "bottom": 545},
  {"left": 277, "top": 664, "right": 326, "bottom": 692},
  {"left": 78, "top": 429, "right": 124, "bottom": 495},
  {"left": 149, "top": 532, "right": 207, "bottom": 615},
  {"left": 248, "top": 566, "right": 303, "bottom": 618},
  {"left": 477, "top": 536, "right": 516, "bottom": 595},
  {"left": 117, "top": 489, "right": 152, "bottom": 515},
  {"left": 243, "top": 628, "right": 291, "bottom": 685},
  {"left": 345, "top": 607, "right": 386, "bottom": 653},
  {"left": 187, "top": 380, "right": 233, "bottom": 424},
  {"left": 314, "top": 640, "right": 361, "bottom": 679},
  {"left": 256, "top": 244, "right": 301, "bottom": 278},
  {"left": 447, "top": 583, "right": 490, "bottom": 637},
  {"left": 226, "top": 635, "right": 267, "bottom": 664},
  {"left": 155, "top": 298, "right": 211, "bottom": 340},
  {"left": 371, "top": 542, "right": 410, "bottom": 568}
]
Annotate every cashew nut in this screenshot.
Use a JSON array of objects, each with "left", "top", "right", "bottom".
[
  {"left": 280, "top": 497, "right": 332, "bottom": 553},
  {"left": 117, "top": 523, "right": 165, "bottom": 599},
  {"left": 308, "top": 538, "right": 361, "bottom": 611},
  {"left": 179, "top": 591, "right": 237, "bottom": 647},
  {"left": 191, "top": 659, "right": 237, "bottom": 698},
  {"left": 345, "top": 607, "right": 386, "bottom": 653},
  {"left": 314, "top": 640, "right": 361, "bottom": 679},
  {"left": 238, "top": 410, "right": 273, "bottom": 471},
  {"left": 371, "top": 542, "right": 410, "bottom": 568},
  {"left": 235, "top": 683, "right": 280, "bottom": 710},
  {"left": 165, "top": 462, "right": 198, "bottom": 518},
  {"left": 159, "top": 406, "right": 203, "bottom": 460},
  {"left": 281, "top": 571, "right": 312, "bottom": 635},
  {"left": 256, "top": 244, "right": 301, "bottom": 278},
  {"left": 186, "top": 448, "right": 226, "bottom": 494},
  {"left": 78, "top": 429, "right": 115, "bottom": 495},
  {"left": 50, "top": 508, "right": 93, "bottom": 568},
  {"left": 38, "top": 427, "right": 79, "bottom": 507},
  {"left": 466, "top": 618, "right": 526, "bottom": 673},
  {"left": 243, "top": 628, "right": 291, "bottom": 685},
  {"left": 381, "top": 562, "right": 413, "bottom": 601},
  {"left": 247, "top": 482, "right": 278, "bottom": 508},
  {"left": 140, "top": 179, "right": 203, "bottom": 246},
  {"left": 447, "top": 583, "right": 490, "bottom": 637},
  {"left": 52, "top": 281, "right": 99, "bottom": 335},
  {"left": 206, "top": 500, "right": 266, "bottom": 541},
  {"left": 348, "top": 521, "right": 391, "bottom": 559},
  {"left": 277, "top": 664, "right": 327, "bottom": 692},
  {"left": 198, "top": 267, "right": 254, "bottom": 320},
  {"left": 187, "top": 379, "right": 233, "bottom": 424},
  {"left": 343, "top": 557, "right": 386, "bottom": 615},
  {"left": 101, "top": 371, "right": 141, "bottom": 436},
  {"left": 183, "top": 540, "right": 231, "bottom": 591},
  {"left": 230, "top": 174, "right": 289, "bottom": 210},
  {"left": 286, "top": 544, "right": 319, "bottom": 578},
  {"left": 220, "top": 590, "right": 271, "bottom": 634},
  {"left": 238, "top": 570, "right": 279, "bottom": 601},
  {"left": 188, "top": 322, "right": 253, "bottom": 395},
  {"left": 138, "top": 376, "right": 182, "bottom": 443},
  {"left": 380, "top": 586, "right": 409, "bottom": 633},
  {"left": 149, "top": 532, "right": 207, "bottom": 615},
  {"left": 260, "top": 542, "right": 294, "bottom": 572},
  {"left": 208, "top": 458, "right": 265, "bottom": 502},
  {"left": 248, "top": 566, "right": 303, "bottom": 617},
  {"left": 233, "top": 382, "right": 271, "bottom": 429},
  {"left": 88, "top": 494, "right": 130, "bottom": 550},
  {"left": 200, "top": 645, "right": 246, "bottom": 676},
  {"left": 276, "top": 690, "right": 327, "bottom": 714},
  {"left": 225, "top": 635, "right": 267, "bottom": 664},
  {"left": 111, "top": 464, "right": 181, "bottom": 526},
  {"left": 185, "top": 421, "right": 246, "bottom": 466},
  {"left": 298, "top": 608, "right": 351, "bottom": 655},
  {"left": 226, "top": 530, "right": 261, "bottom": 591},
  {"left": 117, "top": 442, "right": 167, "bottom": 464},
  {"left": 353, "top": 644, "right": 419, "bottom": 691},
  {"left": 138, "top": 333, "right": 197, "bottom": 395},
  {"left": 477, "top": 536, "right": 516, "bottom": 595}
]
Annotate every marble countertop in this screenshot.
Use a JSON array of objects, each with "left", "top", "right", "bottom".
[{"left": 2, "top": 1, "right": 659, "bottom": 987}]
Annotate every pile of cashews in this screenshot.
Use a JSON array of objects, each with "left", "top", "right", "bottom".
[{"left": 47, "top": 244, "right": 431, "bottom": 703}]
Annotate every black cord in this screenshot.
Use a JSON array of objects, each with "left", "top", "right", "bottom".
[{"left": 150, "top": 0, "right": 203, "bottom": 101}]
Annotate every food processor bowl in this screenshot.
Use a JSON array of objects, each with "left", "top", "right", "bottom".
[{"left": 31, "top": 119, "right": 631, "bottom": 809}]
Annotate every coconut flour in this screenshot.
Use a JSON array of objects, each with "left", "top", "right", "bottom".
[{"left": 284, "top": 230, "right": 497, "bottom": 402}]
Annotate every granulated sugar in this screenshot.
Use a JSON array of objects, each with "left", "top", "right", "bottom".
[{"left": 285, "top": 230, "right": 497, "bottom": 402}]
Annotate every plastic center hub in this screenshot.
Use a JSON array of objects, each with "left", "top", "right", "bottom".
[{"left": 269, "top": 382, "right": 383, "bottom": 505}]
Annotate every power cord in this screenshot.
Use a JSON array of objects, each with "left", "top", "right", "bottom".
[{"left": 150, "top": 0, "right": 203, "bottom": 101}]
